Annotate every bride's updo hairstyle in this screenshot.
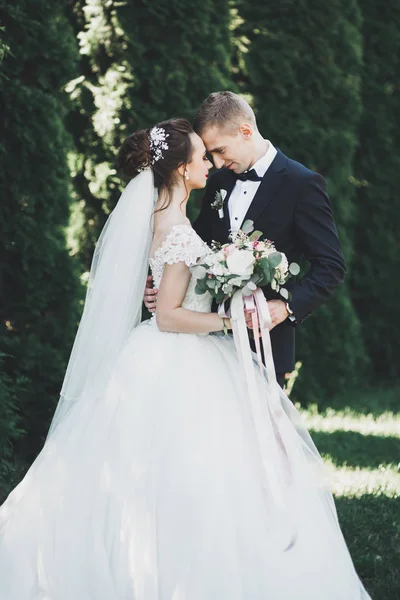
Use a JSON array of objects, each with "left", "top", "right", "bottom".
[{"left": 118, "top": 118, "right": 194, "bottom": 195}]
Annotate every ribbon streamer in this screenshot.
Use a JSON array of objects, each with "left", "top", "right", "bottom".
[{"left": 219, "top": 288, "right": 297, "bottom": 549}]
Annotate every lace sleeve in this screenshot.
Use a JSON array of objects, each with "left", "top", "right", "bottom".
[{"left": 160, "top": 224, "right": 210, "bottom": 268}]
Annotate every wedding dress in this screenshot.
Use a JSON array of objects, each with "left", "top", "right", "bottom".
[{"left": 0, "top": 223, "right": 371, "bottom": 599}]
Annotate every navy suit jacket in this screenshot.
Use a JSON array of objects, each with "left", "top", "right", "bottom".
[{"left": 193, "top": 149, "right": 346, "bottom": 374}]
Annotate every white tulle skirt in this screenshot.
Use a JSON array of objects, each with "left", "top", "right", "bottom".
[{"left": 0, "top": 320, "right": 371, "bottom": 599}]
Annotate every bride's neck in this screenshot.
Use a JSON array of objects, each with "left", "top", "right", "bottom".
[{"left": 156, "top": 185, "right": 190, "bottom": 220}]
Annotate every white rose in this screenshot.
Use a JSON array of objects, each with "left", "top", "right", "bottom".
[{"left": 226, "top": 248, "right": 255, "bottom": 277}]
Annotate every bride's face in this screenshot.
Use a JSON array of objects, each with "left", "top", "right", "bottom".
[{"left": 185, "top": 133, "right": 212, "bottom": 190}]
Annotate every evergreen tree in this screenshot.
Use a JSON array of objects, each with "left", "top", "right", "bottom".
[
  {"left": 235, "top": 0, "right": 368, "bottom": 401},
  {"left": 350, "top": 0, "right": 400, "bottom": 382},
  {"left": 0, "top": 26, "right": 24, "bottom": 502},
  {"left": 0, "top": 0, "right": 81, "bottom": 477},
  {"left": 66, "top": 0, "right": 233, "bottom": 269}
]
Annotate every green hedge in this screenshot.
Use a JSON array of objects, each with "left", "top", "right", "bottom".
[
  {"left": 67, "top": 0, "right": 234, "bottom": 268},
  {"left": 235, "top": 0, "right": 369, "bottom": 402},
  {"left": 0, "top": 0, "right": 81, "bottom": 474},
  {"left": 349, "top": 0, "right": 400, "bottom": 383}
]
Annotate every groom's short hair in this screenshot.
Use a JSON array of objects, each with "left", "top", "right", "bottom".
[{"left": 193, "top": 91, "right": 257, "bottom": 135}]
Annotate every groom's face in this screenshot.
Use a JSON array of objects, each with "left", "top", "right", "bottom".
[{"left": 201, "top": 125, "right": 253, "bottom": 174}]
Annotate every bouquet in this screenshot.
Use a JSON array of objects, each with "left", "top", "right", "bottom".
[{"left": 193, "top": 220, "right": 300, "bottom": 303}]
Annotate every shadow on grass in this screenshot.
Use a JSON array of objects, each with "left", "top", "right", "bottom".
[
  {"left": 336, "top": 494, "right": 400, "bottom": 600},
  {"left": 309, "top": 383, "right": 400, "bottom": 416},
  {"left": 310, "top": 430, "right": 400, "bottom": 469}
]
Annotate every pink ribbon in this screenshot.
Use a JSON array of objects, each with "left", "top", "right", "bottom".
[{"left": 219, "top": 288, "right": 297, "bottom": 549}]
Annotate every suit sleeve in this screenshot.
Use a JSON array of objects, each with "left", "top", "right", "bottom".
[{"left": 289, "top": 173, "right": 346, "bottom": 324}]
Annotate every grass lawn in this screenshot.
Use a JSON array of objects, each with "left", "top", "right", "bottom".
[{"left": 298, "top": 385, "right": 400, "bottom": 599}]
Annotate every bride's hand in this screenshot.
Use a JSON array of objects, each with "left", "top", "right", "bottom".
[
  {"left": 244, "top": 309, "right": 262, "bottom": 338},
  {"left": 144, "top": 276, "right": 158, "bottom": 312},
  {"left": 244, "top": 310, "right": 253, "bottom": 328}
]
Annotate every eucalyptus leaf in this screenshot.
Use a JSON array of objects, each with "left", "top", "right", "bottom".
[
  {"left": 280, "top": 287, "right": 289, "bottom": 300},
  {"left": 241, "top": 219, "right": 254, "bottom": 235},
  {"left": 191, "top": 265, "right": 207, "bottom": 279},
  {"left": 195, "top": 280, "right": 208, "bottom": 295},
  {"left": 268, "top": 252, "right": 282, "bottom": 269},
  {"left": 260, "top": 271, "right": 272, "bottom": 285},
  {"left": 249, "top": 230, "right": 263, "bottom": 241},
  {"left": 289, "top": 262, "right": 300, "bottom": 276},
  {"left": 258, "top": 257, "right": 271, "bottom": 280},
  {"left": 250, "top": 273, "right": 262, "bottom": 285}
]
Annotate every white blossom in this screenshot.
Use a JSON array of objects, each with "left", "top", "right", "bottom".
[
  {"left": 210, "top": 262, "right": 228, "bottom": 277},
  {"left": 229, "top": 276, "right": 246, "bottom": 287}
]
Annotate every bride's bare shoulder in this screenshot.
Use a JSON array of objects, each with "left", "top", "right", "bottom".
[{"left": 153, "top": 216, "right": 191, "bottom": 240}]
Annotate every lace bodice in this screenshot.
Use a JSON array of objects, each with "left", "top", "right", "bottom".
[{"left": 149, "top": 224, "right": 212, "bottom": 314}]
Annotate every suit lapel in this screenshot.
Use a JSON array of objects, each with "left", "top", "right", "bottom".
[{"left": 241, "top": 149, "right": 288, "bottom": 228}]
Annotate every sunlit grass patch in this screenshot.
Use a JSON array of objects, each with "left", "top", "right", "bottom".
[
  {"left": 298, "top": 403, "right": 400, "bottom": 437},
  {"left": 323, "top": 459, "right": 400, "bottom": 497},
  {"left": 298, "top": 400, "right": 400, "bottom": 497}
]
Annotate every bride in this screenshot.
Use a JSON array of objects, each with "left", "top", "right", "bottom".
[{"left": 0, "top": 117, "right": 371, "bottom": 599}]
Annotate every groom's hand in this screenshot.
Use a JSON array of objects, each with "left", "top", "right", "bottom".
[
  {"left": 267, "top": 300, "right": 290, "bottom": 330},
  {"left": 144, "top": 275, "right": 158, "bottom": 312},
  {"left": 245, "top": 300, "right": 289, "bottom": 332}
]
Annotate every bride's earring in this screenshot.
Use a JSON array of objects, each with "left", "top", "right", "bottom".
[{"left": 185, "top": 171, "right": 190, "bottom": 180}]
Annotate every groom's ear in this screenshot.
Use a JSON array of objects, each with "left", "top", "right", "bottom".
[{"left": 239, "top": 123, "right": 253, "bottom": 140}]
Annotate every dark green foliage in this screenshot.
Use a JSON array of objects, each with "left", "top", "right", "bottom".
[
  {"left": 235, "top": 0, "right": 369, "bottom": 401},
  {"left": 349, "top": 0, "right": 400, "bottom": 382},
  {"left": 0, "top": 26, "right": 9, "bottom": 65},
  {"left": 0, "top": 357, "right": 28, "bottom": 503},
  {"left": 67, "top": 0, "right": 233, "bottom": 268},
  {"left": 0, "top": 1, "right": 81, "bottom": 465}
]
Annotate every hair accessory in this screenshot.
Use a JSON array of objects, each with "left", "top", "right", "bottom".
[{"left": 149, "top": 127, "right": 169, "bottom": 164}]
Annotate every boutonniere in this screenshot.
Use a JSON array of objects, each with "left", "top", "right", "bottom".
[{"left": 211, "top": 189, "right": 227, "bottom": 219}]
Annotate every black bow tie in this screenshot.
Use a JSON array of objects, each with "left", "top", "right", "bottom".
[{"left": 235, "top": 169, "right": 263, "bottom": 182}]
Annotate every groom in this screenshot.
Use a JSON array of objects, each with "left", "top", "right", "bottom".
[{"left": 146, "top": 92, "right": 346, "bottom": 388}]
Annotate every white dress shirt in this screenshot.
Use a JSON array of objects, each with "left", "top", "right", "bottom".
[{"left": 228, "top": 141, "right": 277, "bottom": 236}]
